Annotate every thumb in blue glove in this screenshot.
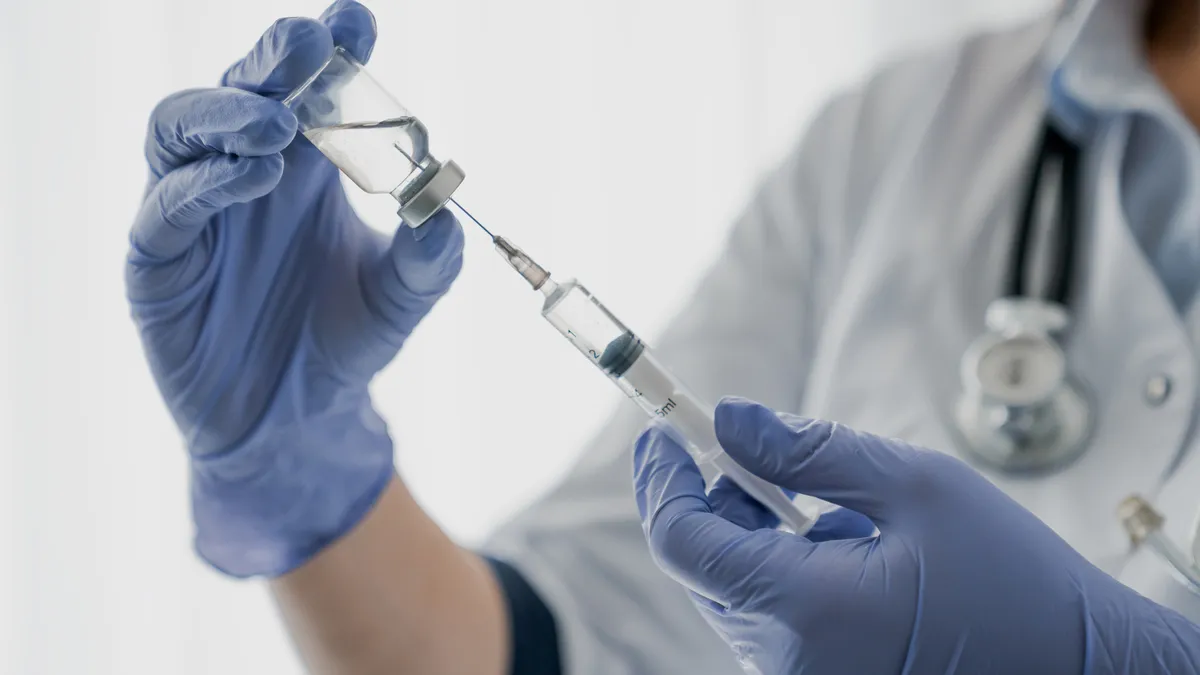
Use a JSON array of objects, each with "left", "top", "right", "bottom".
[{"left": 634, "top": 396, "right": 1200, "bottom": 675}]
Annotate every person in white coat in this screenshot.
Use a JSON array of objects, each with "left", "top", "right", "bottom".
[{"left": 126, "top": 0, "right": 1200, "bottom": 672}]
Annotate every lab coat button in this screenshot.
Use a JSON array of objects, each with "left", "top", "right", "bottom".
[{"left": 1144, "top": 374, "right": 1172, "bottom": 407}]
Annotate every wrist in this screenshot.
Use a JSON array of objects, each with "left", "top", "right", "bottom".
[
  {"left": 190, "top": 397, "right": 396, "bottom": 578},
  {"left": 270, "top": 476, "right": 510, "bottom": 675}
]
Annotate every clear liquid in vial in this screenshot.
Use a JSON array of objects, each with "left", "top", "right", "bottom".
[{"left": 304, "top": 116, "right": 432, "bottom": 200}]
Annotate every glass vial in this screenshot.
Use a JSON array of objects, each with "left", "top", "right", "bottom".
[{"left": 283, "top": 46, "right": 465, "bottom": 228}]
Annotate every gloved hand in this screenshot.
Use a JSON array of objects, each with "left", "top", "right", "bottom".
[
  {"left": 126, "top": 1, "right": 465, "bottom": 577},
  {"left": 634, "top": 397, "right": 1200, "bottom": 675}
]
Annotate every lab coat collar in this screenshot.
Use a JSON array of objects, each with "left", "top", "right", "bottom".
[
  {"left": 1048, "top": 0, "right": 1181, "bottom": 137},
  {"left": 1044, "top": 0, "right": 1104, "bottom": 68}
]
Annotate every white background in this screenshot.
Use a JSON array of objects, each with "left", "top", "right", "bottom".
[{"left": 1, "top": 1, "right": 1048, "bottom": 672}]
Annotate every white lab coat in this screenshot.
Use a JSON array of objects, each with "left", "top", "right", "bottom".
[{"left": 484, "top": 8, "right": 1200, "bottom": 673}]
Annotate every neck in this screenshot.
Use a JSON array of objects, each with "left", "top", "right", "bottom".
[{"left": 1145, "top": 0, "right": 1200, "bottom": 130}]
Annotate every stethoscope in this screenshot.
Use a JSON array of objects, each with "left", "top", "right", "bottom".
[{"left": 954, "top": 116, "right": 1200, "bottom": 593}]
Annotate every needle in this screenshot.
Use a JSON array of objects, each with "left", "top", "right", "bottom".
[{"left": 448, "top": 196, "right": 495, "bottom": 239}]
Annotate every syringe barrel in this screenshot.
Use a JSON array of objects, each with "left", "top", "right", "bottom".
[{"left": 541, "top": 279, "right": 814, "bottom": 534}]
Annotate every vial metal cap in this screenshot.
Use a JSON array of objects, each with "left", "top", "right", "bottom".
[{"left": 399, "top": 159, "right": 466, "bottom": 228}]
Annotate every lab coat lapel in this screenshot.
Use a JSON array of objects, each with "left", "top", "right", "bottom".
[
  {"left": 1119, "top": 297, "right": 1200, "bottom": 618},
  {"left": 1062, "top": 116, "right": 1197, "bottom": 563}
]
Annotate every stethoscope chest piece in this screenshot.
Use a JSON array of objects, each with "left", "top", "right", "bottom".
[{"left": 955, "top": 297, "right": 1091, "bottom": 473}]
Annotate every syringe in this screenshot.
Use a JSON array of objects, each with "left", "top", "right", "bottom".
[
  {"left": 450, "top": 200, "right": 814, "bottom": 534},
  {"left": 280, "top": 47, "right": 809, "bottom": 531}
]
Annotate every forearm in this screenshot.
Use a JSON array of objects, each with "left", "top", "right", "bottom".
[{"left": 270, "top": 475, "right": 509, "bottom": 675}]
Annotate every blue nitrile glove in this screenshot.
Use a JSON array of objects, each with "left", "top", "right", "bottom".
[
  {"left": 126, "top": 1, "right": 465, "bottom": 577},
  {"left": 634, "top": 397, "right": 1200, "bottom": 675}
]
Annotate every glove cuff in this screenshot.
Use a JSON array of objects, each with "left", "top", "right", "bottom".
[{"left": 188, "top": 399, "right": 395, "bottom": 578}]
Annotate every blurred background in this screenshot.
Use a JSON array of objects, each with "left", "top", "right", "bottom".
[{"left": 1, "top": 0, "right": 1049, "bottom": 672}]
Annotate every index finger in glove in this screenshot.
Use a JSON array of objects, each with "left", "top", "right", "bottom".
[
  {"left": 714, "top": 397, "right": 921, "bottom": 526},
  {"left": 145, "top": 88, "right": 296, "bottom": 179},
  {"left": 320, "top": 0, "right": 377, "bottom": 63},
  {"left": 633, "top": 421, "right": 806, "bottom": 606},
  {"left": 221, "top": 1, "right": 377, "bottom": 98}
]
